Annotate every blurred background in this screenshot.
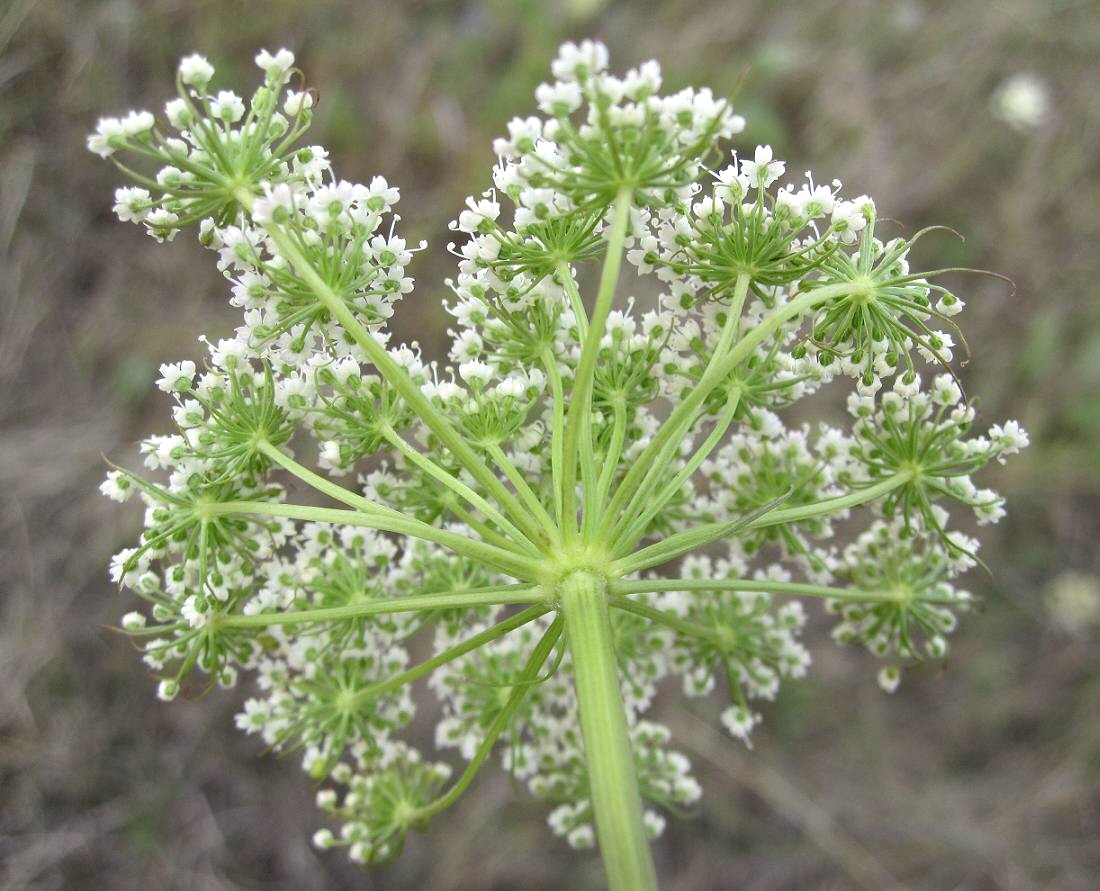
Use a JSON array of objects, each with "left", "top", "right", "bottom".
[{"left": 2, "top": 0, "right": 1098, "bottom": 888}]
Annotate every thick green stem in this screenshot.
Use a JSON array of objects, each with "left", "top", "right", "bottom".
[
  {"left": 561, "top": 188, "right": 634, "bottom": 538},
  {"left": 558, "top": 571, "right": 657, "bottom": 891}
]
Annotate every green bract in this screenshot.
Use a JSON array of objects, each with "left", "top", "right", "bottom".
[{"left": 94, "top": 41, "right": 1027, "bottom": 890}]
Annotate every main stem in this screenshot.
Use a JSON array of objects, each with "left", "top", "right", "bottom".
[{"left": 558, "top": 571, "right": 656, "bottom": 891}]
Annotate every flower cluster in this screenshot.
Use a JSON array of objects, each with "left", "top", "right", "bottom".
[
  {"left": 656, "top": 553, "right": 811, "bottom": 743},
  {"left": 534, "top": 719, "right": 701, "bottom": 848},
  {"left": 92, "top": 41, "right": 1027, "bottom": 878},
  {"left": 829, "top": 517, "right": 978, "bottom": 693}
]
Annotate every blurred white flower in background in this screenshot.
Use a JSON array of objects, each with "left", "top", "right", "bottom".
[
  {"left": 1046, "top": 571, "right": 1100, "bottom": 635},
  {"left": 993, "top": 73, "right": 1049, "bottom": 130}
]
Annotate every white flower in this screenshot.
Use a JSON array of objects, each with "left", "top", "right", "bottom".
[
  {"left": 989, "top": 420, "right": 1029, "bottom": 457},
  {"left": 283, "top": 90, "right": 313, "bottom": 116},
  {"left": 308, "top": 180, "right": 361, "bottom": 227},
  {"left": 112, "top": 187, "right": 152, "bottom": 223},
  {"left": 856, "top": 373, "right": 882, "bottom": 397},
  {"left": 99, "top": 470, "right": 135, "bottom": 502},
  {"left": 144, "top": 208, "right": 180, "bottom": 242},
  {"left": 255, "top": 48, "right": 295, "bottom": 82},
  {"left": 740, "top": 145, "right": 785, "bottom": 189},
  {"left": 86, "top": 117, "right": 125, "bottom": 158},
  {"left": 494, "top": 377, "right": 526, "bottom": 399},
  {"left": 550, "top": 40, "right": 609, "bottom": 82},
  {"left": 293, "top": 145, "right": 331, "bottom": 183},
  {"left": 455, "top": 196, "right": 501, "bottom": 234},
  {"left": 178, "top": 53, "right": 215, "bottom": 88},
  {"left": 252, "top": 182, "right": 297, "bottom": 224},
  {"left": 157, "top": 360, "right": 196, "bottom": 392},
  {"left": 181, "top": 595, "right": 208, "bottom": 628},
  {"left": 365, "top": 176, "right": 400, "bottom": 213},
  {"left": 893, "top": 372, "right": 921, "bottom": 398},
  {"left": 120, "top": 611, "right": 146, "bottom": 631},
  {"left": 931, "top": 374, "right": 962, "bottom": 407},
  {"left": 715, "top": 164, "right": 750, "bottom": 202},
  {"left": 642, "top": 810, "right": 666, "bottom": 840},
  {"left": 210, "top": 90, "right": 246, "bottom": 123},
  {"left": 993, "top": 73, "right": 1048, "bottom": 131},
  {"left": 623, "top": 60, "right": 662, "bottom": 99},
  {"left": 157, "top": 679, "right": 180, "bottom": 701},
  {"left": 459, "top": 358, "right": 493, "bottom": 387},
  {"left": 831, "top": 199, "right": 869, "bottom": 242},
  {"left": 535, "top": 81, "right": 582, "bottom": 116},
  {"left": 877, "top": 666, "right": 901, "bottom": 693},
  {"left": 567, "top": 824, "right": 595, "bottom": 849},
  {"left": 208, "top": 336, "right": 250, "bottom": 369},
  {"left": 121, "top": 110, "right": 155, "bottom": 136},
  {"left": 493, "top": 116, "right": 542, "bottom": 156},
  {"left": 721, "top": 705, "right": 760, "bottom": 744},
  {"left": 164, "top": 97, "right": 191, "bottom": 129}
]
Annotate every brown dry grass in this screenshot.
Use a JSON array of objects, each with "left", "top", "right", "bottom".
[{"left": 2, "top": 1, "right": 1098, "bottom": 888}]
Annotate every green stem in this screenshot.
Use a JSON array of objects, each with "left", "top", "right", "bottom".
[
  {"left": 355, "top": 604, "right": 552, "bottom": 704},
  {"left": 613, "top": 388, "right": 741, "bottom": 555},
  {"left": 556, "top": 259, "right": 589, "bottom": 339},
  {"left": 611, "top": 471, "right": 914, "bottom": 575},
  {"left": 749, "top": 471, "right": 912, "bottom": 528},
  {"left": 561, "top": 188, "right": 634, "bottom": 539},
  {"left": 541, "top": 347, "right": 566, "bottom": 525},
  {"left": 590, "top": 396, "right": 628, "bottom": 536},
  {"left": 611, "top": 577, "right": 951, "bottom": 604},
  {"left": 415, "top": 614, "right": 564, "bottom": 820},
  {"left": 558, "top": 571, "right": 657, "bottom": 891},
  {"left": 610, "top": 597, "right": 722, "bottom": 645},
  {"left": 379, "top": 427, "right": 539, "bottom": 556},
  {"left": 206, "top": 500, "right": 543, "bottom": 580},
  {"left": 600, "top": 273, "right": 750, "bottom": 540},
  {"left": 486, "top": 443, "right": 561, "bottom": 545},
  {"left": 446, "top": 500, "right": 528, "bottom": 555},
  {"left": 221, "top": 584, "right": 544, "bottom": 628},
  {"left": 240, "top": 188, "right": 550, "bottom": 548},
  {"left": 257, "top": 439, "right": 397, "bottom": 516},
  {"left": 604, "top": 280, "right": 850, "bottom": 530}
]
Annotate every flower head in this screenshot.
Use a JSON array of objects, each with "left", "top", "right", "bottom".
[{"left": 92, "top": 42, "right": 1027, "bottom": 875}]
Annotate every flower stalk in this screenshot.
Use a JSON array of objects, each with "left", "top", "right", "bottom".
[{"left": 559, "top": 571, "right": 657, "bottom": 891}]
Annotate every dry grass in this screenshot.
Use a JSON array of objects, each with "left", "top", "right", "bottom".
[{"left": 2, "top": 1, "right": 1098, "bottom": 888}]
